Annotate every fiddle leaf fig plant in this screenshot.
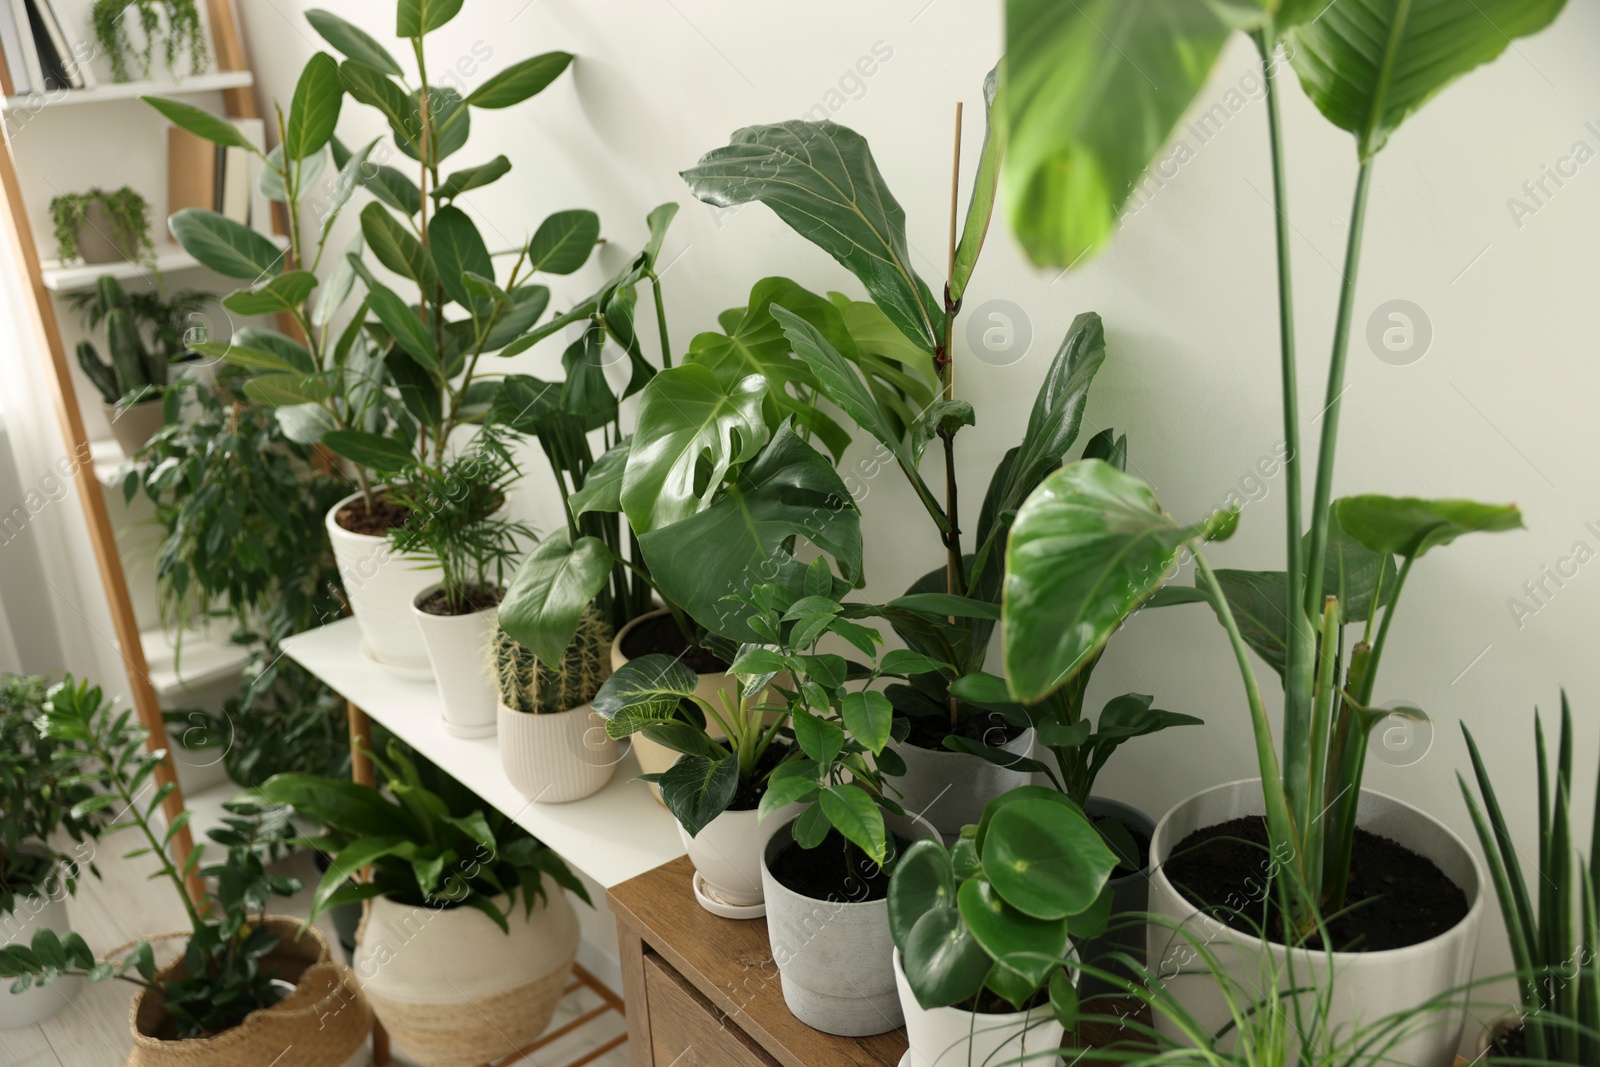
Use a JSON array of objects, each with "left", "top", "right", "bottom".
[{"left": 999, "top": 0, "right": 1549, "bottom": 935}]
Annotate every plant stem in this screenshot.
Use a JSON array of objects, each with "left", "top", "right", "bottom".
[
  {"left": 1355, "top": 555, "right": 1412, "bottom": 707},
  {"left": 648, "top": 271, "right": 672, "bottom": 369}
]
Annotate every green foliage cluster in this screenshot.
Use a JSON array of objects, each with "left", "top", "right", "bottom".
[
  {"left": 90, "top": 0, "right": 207, "bottom": 83},
  {"left": 49, "top": 187, "right": 153, "bottom": 267},
  {"left": 493, "top": 606, "right": 612, "bottom": 715}
]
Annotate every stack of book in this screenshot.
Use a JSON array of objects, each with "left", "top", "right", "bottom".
[
  {"left": 0, "top": 0, "right": 94, "bottom": 95},
  {"left": 169, "top": 119, "right": 269, "bottom": 230}
]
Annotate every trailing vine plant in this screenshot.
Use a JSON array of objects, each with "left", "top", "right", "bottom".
[
  {"left": 91, "top": 0, "right": 208, "bottom": 83},
  {"left": 49, "top": 187, "right": 154, "bottom": 265}
]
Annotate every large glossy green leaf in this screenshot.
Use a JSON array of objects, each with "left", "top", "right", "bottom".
[
  {"left": 840, "top": 691, "right": 893, "bottom": 755},
  {"left": 620, "top": 366, "right": 768, "bottom": 533},
  {"left": 569, "top": 440, "right": 629, "bottom": 518},
  {"left": 888, "top": 839, "right": 955, "bottom": 950},
  {"left": 467, "top": 52, "right": 573, "bottom": 109},
  {"left": 397, "top": 0, "right": 462, "bottom": 37},
  {"left": 1003, "top": 460, "right": 1216, "bottom": 702},
  {"left": 499, "top": 530, "right": 615, "bottom": 664},
  {"left": 429, "top": 206, "right": 493, "bottom": 312},
  {"left": 527, "top": 210, "right": 600, "bottom": 275},
  {"left": 1003, "top": 0, "right": 1239, "bottom": 267},
  {"left": 340, "top": 62, "right": 418, "bottom": 152},
  {"left": 682, "top": 121, "right": 940, "bottom": 353},
  {"left": 321, "top": 429, "right": 415, "bottom": 473},
  {"left": 285, "top": 53, "right": 343, "bottom": 160},
  {"left": 949, "top": 65, "right": 1002, "bottom": 305},
  {"left": 1334, "top": 496, "right": 1524, "bottom": 560},
  {"left": 901, "top": 907, "right": 991, "bottom": 1009},
  {"left": 243, "top": 373, "right": 333, "bottom": 407},
  {"left": 433, "top": 155, "right": 512, "bottom": 202},
  {"left": 1210, "top": 569, "right": 1290, "bottom": 679},
  {"left": 1287, "top": 0, "right": 1568, "bottom": 162},
  {"left": 819, "top": 784, "right": 888, "bottom": 866},
  {"left": 402, "top": 87, "right": 469, "bottom": 165},
  {"left": 168, "top": 209, "right": 285, "bottom": 280},
  {"left": 306, "top": 8, "right": 401, "bottom": 75},
  {"left": 980, "top": 797, "right": 1116, "bottom": 920},
  {"left": 221, "top": 270, "right": 318, "bottom": 316},
  {"left": 957, "top": 877, "right": 1069, "bottom": 971},
  {"left": 143, "top": 96, "right": 256, "bottom": 150},
  {"left": 593, "top": 655, "right": 700, "bottom": 737},
  {"left": 482, "top": 285, "right": 551, "bottom": 352},
  {"left": 638, "top": 425, "right": 861, "bottom": 642},
  {"left": 660, "top": 755, "right": 740, "bottom": 838},
  {"left": 257, "top": 773, "right": 418, "bottom": 838},
  {"left": 364, "top": 281, "right": 436, "bottom": 372},
  {"left": 1313, "top": 510, "right": 1397, "bottom": 624},
  {"left": 361, "top": 202, "right": 436, "bottom": 288}
]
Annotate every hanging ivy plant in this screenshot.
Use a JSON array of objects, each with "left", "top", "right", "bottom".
[
  {"left": 90, "top": 0, "right": 208, "bottom": 83},
  {"left": 48, "top": 186, "right": 154, "bottom": 265}
]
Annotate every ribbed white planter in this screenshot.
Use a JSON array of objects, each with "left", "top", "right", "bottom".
[
  {"left": 326, "top": 490, "right": 435, "bottom": 671},
  {"left": 612, "top": 609, "right": 745, "bottom": 783},
  {"left": 354, "top": 881, "right": 578, "bottom": 1067},
  {"left": 412, "top": 585, "right": 497, "bottom": 738},
  {"left": 680, "top": 796, "right": 803, "bottom": 913},
  {"left": 498, "top": 701, "right": 617, "bottom": 803},
  {"left": 1146, "top": 779, "right": 1483, "bottom": 1067},
  {"left": 894, "top": 950, "right": 1065, "bottom": 1067},
  {"left": 762, "top": 812, "right": 938, "bottom": 1036},
  {"left": 892, "top": 728, "right": 1036, "bottom": 839},
  {"left": 0, "top": 893, "right": 78, "bottom": 1028}
]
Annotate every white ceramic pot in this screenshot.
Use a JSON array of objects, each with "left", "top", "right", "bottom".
[
  {"left": 498, "top": 700, "right": 617, "bottom": 803},
  {"left": 761, "top": 812, "right": 938, "bottom": 1036},
  {"left": 894, "top": 950, "right": 1065, "bottom": 1067},
  {"left": 892, "top": 728, "right": 1037, "bottom": 840},
  {"left": 612, "top": 608, "right": 745, "bottom": 783},
  {"left": 325, "top": 489, "right": 436, "bottom": 671},
  {"left": 412, "top": 584, "right": 498, "bottom": 738},
  {"left": 0, "top": 892, "right": 78, "bottom": 1028},
  {"left": 1146, "top": 779, "right": 1483, "bottom": 1067},
  {"left": 680, "top": 796, "right": 803, "bottom": 914},
  {"left": 104, "top": 398, "right": 166, "bottom": 457},
  {"left": 354, "top": 881, "right": 578, "bottom": 1067}
]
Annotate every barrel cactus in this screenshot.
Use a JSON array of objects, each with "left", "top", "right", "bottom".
[{"left": 493, "top": 605, "right": 612, "bottom": 714}]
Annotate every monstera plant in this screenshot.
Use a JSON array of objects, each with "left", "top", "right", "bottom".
[{"left": 999, "top": 0, "right": 1552, "bottom": 937}]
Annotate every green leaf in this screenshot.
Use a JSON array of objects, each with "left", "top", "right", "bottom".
[
  {"left": 311, "top": 836, "right": 406, "bottom": 918},
  {"left": 321, "top": 429, "right": 416, "bottom": 473},
  {"left": 366, "top": 281, "right": 437, "bottom": 371},
  {"left": 568, "top": 441, "right": 628, "bottom": 518},
  {"left": 285, "top": 53, "right": 343, "bottom": 160},
  {"left": 429, "top": 206, "right": 493, "bottom": 311},
  {"left": 527, "top": 210, "right": 601, "bottom": 275},
  {"left": 1209, "top": 569, "right": 1290, "bottom": 679},
  {"left": 879, "top": 649, "right": 949, "bottom": 676},
  {"left": 792, "top": 803, "right": 830, "bottom": 849},
  {"left": 1003, "top": 460, "right": 1214, "bottom": 703},
  {"left": 169, "top": 209, "right": 285, "bottom": 281},
  {"left": 1315, "top": 509, "right": 1398, "bottom": 624},
  {"left": 901, "top": 907, "right": 992, "bottom": 1010},
  {"left": 143, "top": 96, "right": 256, "bottom": 151},
  {"left": 887, "top": 839, "right": 954, "bottom": 949},
  {"left": 361, "top": 202, "right": 436, "bottom": 288},
  {"left": 340, "top": 63, "right": 418, "bottom": 151},
  {"left": 399, "top": 87, "right": 469, "bottom": 165},
  {"left": 593, "top": 655, "right": 701, "bottom": 738},
  {"left": 314, "top": 235, "right": 365, "bottom": 328},
  {"left": 1003, "top": 0, "right": 1240, "bottom": 267},
  {"left": 950, "top": 65, "right": 1002, "bottom": 305},
  {"left": 397, "top": 0, "right": 462, "bottom": 37},
  {"left": 498, "top": 530, "right": 614, "bottom": 664},
  {"left": 467, "top": 52, "right": 574, "bottom": 108},
  {"left": 257, "top": 773, "right": 417, "bottom": 838},
  {"left": 306, "top": 8, "right": 402, "bottom": 75},
  {"left": 1049, "top": 968, "right": 1079, "bottom": 1028},
  {"left": 1333, "top": 495, "right": 1524, "bottom": 561},
  {"left": 433, "top": 155, "right": 512, "bottom": 201},
  {"left": 481, "top": 285, "right": 550, "bottom": 352},
  {"left": 682, "top": 121, "right": 940, "bottom": 353},
  {"left": 980, "top": 797, "right": 1116, "bottom": 920},
  {"left": 840, "top": 691, "right": 893, "bottom": 755},
  {"left": 660, "top": 755, "right": 741, "bottom": 837},
  {"left": 757, "top": 773, "right": 819, "bottom": 823},
  {"left": 792, "top": 707, "right": 844, "bottom": 766},
  {"left": 620, "top": 366, "right": 768, "bottom": 534},
  {"left": 244, "top": 373, "right": 333, "bottom": 407},
  {"left": 957, "top": 877, "right": 1069, "bottom": 974},
  {"left": 1287, "top": 0, "right": 1568, "bottom": 162},
  {"left": 222, "top": 270, "right": 318, "bottom": 316},
  {"left": 365, "top": 165, "right": 424, "bottom": 216},
  {"left": 819, "top": 784, "right": 887, "bottom": 867}
]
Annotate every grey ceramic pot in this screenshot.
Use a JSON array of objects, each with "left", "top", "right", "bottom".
[
  {"left": 890, "top": 727, "right": 1036, "bottom": 840},
  {"left": 1075, "top": 795, "right": 1156, "bottom": 1001}
]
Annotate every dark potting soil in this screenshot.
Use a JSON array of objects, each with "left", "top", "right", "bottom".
[
  {"left": 958, "top": 986, "right": 1050, "bottom": 1015},
  {"left": 335, "top": 493, "right": 413, "bottom": 535},
  {"left": 1162, "top": 817, "right": 1469, "bottom": 952},
  {"left": 417, "top": 584, "right": 502, "bottom": 616},
  {"left": 1486, "top": 1025, "right": 1526, "bottom": 1060},
  {"left": 728, "top": 744, "right": 792, "bottom": 812},
  {"left": 769, "top": 829, "right": 907, "bottom": 903},
  {"left": 903, "top": 708, "right": 1026, "bottom": 750},
  {"left": 620, "top": 612, "right": 730, "bottom": 674}
]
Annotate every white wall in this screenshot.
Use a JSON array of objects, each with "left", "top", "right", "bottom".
[{"left": 234, "top": 0, "right": 1600, "bottom": 1001}]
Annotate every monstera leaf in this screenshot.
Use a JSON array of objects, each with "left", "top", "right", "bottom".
[{"left": 682, "top": 121, "right": 941, "bottom": 353}]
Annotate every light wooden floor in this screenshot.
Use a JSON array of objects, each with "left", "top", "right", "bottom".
[{"left": 1, "top": 827, "right": 631, "bottom": 1067}]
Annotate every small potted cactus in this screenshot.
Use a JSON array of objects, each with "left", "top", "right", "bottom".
[
  {"left": 495, "top": 606, "right": 616, "bottom": 803},
  {"left": 73, "top": 277, "right": 170, "bottom": 455}
]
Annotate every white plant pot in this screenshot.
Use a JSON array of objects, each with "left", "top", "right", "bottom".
[
  {"left": 680, "top": 796, "right": 803, "bottom": 913},
  {"left": 1146, "top": 779, "right": 1483, "bottom": 1067},
  {"left": 894, "top": 950, "right": 1065, "bottom": 1067},
  {"left": 0, "top": 893, "right": 78, "bottom": 1028},
  {"left": 612, "top": 608, "right": 745, "bottom": 785},
  {"left": 412, "top": 584, "right": 498, "bottom": 738},
  {"left": 892, "top": 728, "right": 1036, "bottom": 839},
  {"left": 354, "top": 881, "right": 578, "bottom": 1067},
  {"left": 761, "top": 812, "right": 938, "bottom": 1036},
  {"left": 498, "top": 700, "right": 617, "bottom": 803},
  {"left": 325, "top": 489, "right": 436, "bottom": 671}
]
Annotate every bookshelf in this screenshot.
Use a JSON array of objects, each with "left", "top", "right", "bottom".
[{"left": 0, "top": 68, "right": 252, "bottom": 111}]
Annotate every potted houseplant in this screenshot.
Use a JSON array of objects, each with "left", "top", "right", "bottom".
[
  {"left": 0, "top": 674, "right": 108, "bottom": 1029},
  {"left": 495, "top": 606, "right": 616, "bottom": 802},
  {"left": 0, "top": 677, "right": 371, "bottom": 1065},
  {"left": 1460, "top": 693, "right": 1598, "bottom": 1063},
  {"left": 147, "top": 3, "right": 582, "bottom": 671},
  {"left": 258, "top": 740, "right": 590, "bottom": 1067},
  {"left": 90, "top": 0, "right": 208, "bottom": 83},
  {"left": 74, "top": 276, "right": 174, "bottom": 454},
  {"left": 996, "top": 4, "right": 1560, "bottom": 1063},
  {"left": 886, "top": 786, "right": 1117, "bottom": 1067},
  {"left": 50, "top": 186, "right": 154, "bottom": 265}
]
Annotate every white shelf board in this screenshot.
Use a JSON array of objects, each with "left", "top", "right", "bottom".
[
  {"left": 281, "top": 617, "right": 684, "bottom": 889},
  {"left": 89, "top": 437, "right": 131, "bottom": 488},
  {"left": 142, "top": 624, "right": 251, "bottom": 700},
  {"left": 41, "top": 236, "right": 290, "bottom": 292},
  {"left": 1, "top": 70, "right": 253, "bottom": 112}
]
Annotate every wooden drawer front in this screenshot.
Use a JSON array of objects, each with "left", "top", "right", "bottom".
[{"left": 645, "top": 953, "right": 779, "bottom": 1067}]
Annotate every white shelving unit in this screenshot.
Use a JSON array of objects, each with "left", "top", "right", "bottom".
[
  {"left": 0, "top": 69, "right": 254, "bottom": 111},
  {"left": 41, "top": 235, "right": 288, "bottom": 291},
  {"left": 282, "top": 618, "right": 685, "bottom": 889}
]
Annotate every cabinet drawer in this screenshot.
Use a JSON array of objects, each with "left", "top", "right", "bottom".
[{"left": 645, "top": 953, "right": 779, "bottom": 1067}]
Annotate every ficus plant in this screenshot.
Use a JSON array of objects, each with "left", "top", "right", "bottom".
[{"left": 998, "top": 0, "right": 1551, "bottom": 936}]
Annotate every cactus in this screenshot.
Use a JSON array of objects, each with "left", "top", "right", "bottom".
[
  {"left": 494, "top": 605, "right": 613, "bottom": 714},
  {"left": 76, "top": 341, "right": 121, "bottom": 404},
  {"left": 105, "top": 308, "right": 149, "bottom": 397}
]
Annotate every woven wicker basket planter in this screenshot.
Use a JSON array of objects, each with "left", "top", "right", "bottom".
[
  {"left": 127, "top": 917, "right": 371, "bottom": 1067},
  {"left": 354, "top": 879, "right": 580, "bottom": 1067}
]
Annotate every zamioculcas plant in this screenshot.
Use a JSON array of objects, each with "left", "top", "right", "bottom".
[{"left": 998, "top": 0, "right": 1549, "bottom": 935}]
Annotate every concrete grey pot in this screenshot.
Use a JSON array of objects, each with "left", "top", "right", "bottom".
[
  {"left": 761, "top": 812, "right": 937, "bottom": 1036},
  {"left": 891, "top": 727, "right": 1035, "bottom": 840},
  {"left": 1075, "top": 796, "right": 1155, "bottom": 1001}
]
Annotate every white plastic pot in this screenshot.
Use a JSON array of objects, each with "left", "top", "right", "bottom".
[
  {"left": 894, "top": 950, "right": 1065, "bottom": 1067},
  {"left": 353, "top": 881, "right": 578, "bottom": 1067},
  {"left": 612, "top": 608, "right": 744, "bottom": 783},
  {"left": 326, "top": 490, "right": 436, "bottom": 671},
  {"left": 412, "top": 584, "right": 497, "bottom": 738},
  {"left": 0, "top": 892, "right": 78, "bottom": 1028},
  {"left": 892, "top": 728, "right": 1036, "bottom": 839},
  {"left": 1146, "top": 779, "right": 1483, "bottom": 1067},
  {"left": 498, "top": 700, "right": 617, "bottom": 803},
  {"left": 680, "top": 795, "right": 803, "bottom": 914}
]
